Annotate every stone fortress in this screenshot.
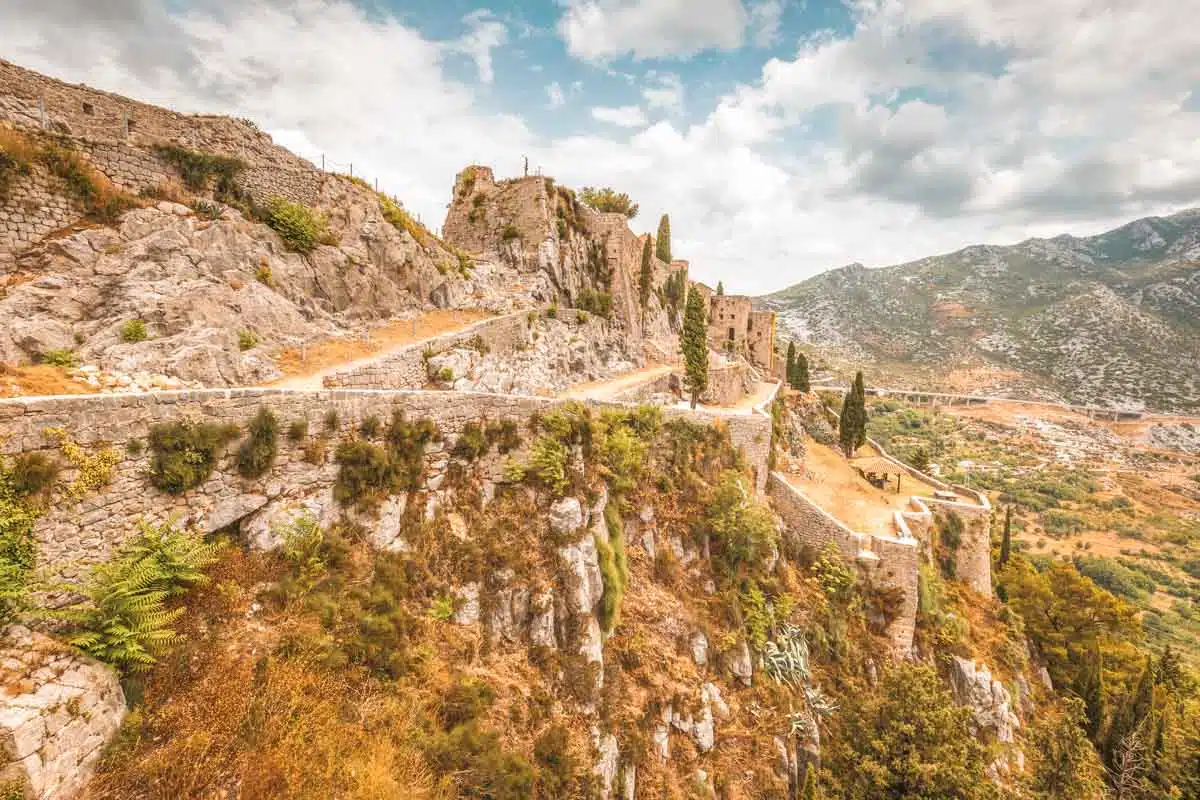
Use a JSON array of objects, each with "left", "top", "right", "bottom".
[{"left": 0, "top": 59, "right": 997, "bottom": 799}]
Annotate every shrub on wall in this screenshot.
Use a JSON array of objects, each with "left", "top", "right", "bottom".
[
  {"left": 41, "top": 348, "right": 78, "bottom": 368},
  {"left": 148, "top": 420, "right": 240, "bottom": 494},
  {"left": 39, "top": 143, "right": 139, "bottom": 223},
  {"left": 0, "top": 459, "right": 40, "bottom": 625},
  {"left": 237, "top": 407, "right": 280, "bottom": 479},
  {"left": 264, "top": 196, "right": 330, "bottom": 254},
  {"left": 151, "top": 143, "right": 245, "bottom": 198},
  {"left": 333, "top": 440, "right": 394, "bottom": 510}
]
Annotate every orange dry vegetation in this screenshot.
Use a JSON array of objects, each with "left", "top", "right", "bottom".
[
  {"left": 0, "top": 364, "right": 93, "bottom": 398},
  {"left": 269, "top": 309, "right": 494, "bottom": 386},
  {"left": 788, "top": 441, "right": 939, "bottom": 536}
]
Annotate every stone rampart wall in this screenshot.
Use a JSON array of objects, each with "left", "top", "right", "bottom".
[
  {"left": 703, "top": 362, "right": 750, "bottom": 406},
  {"left": 322, "top": 311, "right": 532, "bottom": 389},
  {"left": 924, "top": 497, "right": 993, "bottom": 596},
  {"left": 767, "top": 472, "right": 918, "bottom": 655},
  {"left": 0, "top": 387, "right": 770, "bottom": 580},
  {"left": 0, "top": 165, "right": 77, "bottom": 261}
]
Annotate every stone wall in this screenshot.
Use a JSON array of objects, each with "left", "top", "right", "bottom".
[
  {"left": 0, "top": 58, "right": 328, "bottom": 263},
  {"left": 767, "top": 472, "right": 918, "bottom": 655},
  {"left": 703, "top": 361, "right": 751, "bottom": 406},
  {"left": 0, "top": 387, "right": 770, "bottom": 580},
  {"left": 746, "top": 310, "right": 776, "bottom": 371},
  {"left": 709, "top": 296, "right": 751, "bottom": 352},
  {"left": 0, "top": 165, "right": 77, "bottom": 259},
  {"left": 0, "top": 626, "right": 126, "bottom": 800},
  {"left": 322, "top": 311, "right": 532, "bottom": 389},
  {"left": 924, "top": 497, "right": 993, "bottom": 596}
]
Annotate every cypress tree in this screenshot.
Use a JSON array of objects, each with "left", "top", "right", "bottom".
[
  {"left": 999, "top": 505, "right": 1013, "bottom": 567},
  {"left": 795, "top": 351, "right": 810, "bottom": 392},
  {"left": 786, "top": 341, "right": 797, "bottom": 387},
  {"left": 839, "top": 372, "right": 867, "bottom": 456},
  {"left": 1104, "top": 655, "right": 1154, "bottom": 766},
  {"left": 716, "top": 280, "right": 724, "bottom": 295},
  {"left": 656, "top": 214, "right": 671, "bottom": 262},
  {"left": 638, "top": 235, "right": 653, "bottom": 311},
  {"left": 681, "top": 287, "right": 709, "bottom": 409},
  {"left": 1074, "top": 639, "right": 1106, "bottom": 741}
]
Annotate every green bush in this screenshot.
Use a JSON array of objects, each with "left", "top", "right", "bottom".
[
  {"left": 437, "top": 367, "right": 454, "bottom": 383},
  {"left": 152, "top": 143, "right": 245, "bottom": 197},
  {"left": 453, "top": 421, "right": 488, "bottom": 462},
  {"left": 1073, "top": 555, "right": 1156, "bottom": 600},
  {"left": 596, "top": 504, "right": 629, "bottom": 633},
  {"left": 439, "top": 678, "right": 496, "bottom": 730},
  {"left": 323, "top": 409, "right": 340, "bottom": 433},
  {"left": 579, "top": 186, "right": 638, "bottom": 218},
  {"left": 147, "top": 420, "right": 240, "bottom": 494},
  {"left": 264, "top": 196, "right": 329, "bottom": 254},
  {"left": 333, "top": 440, "right": 394, "bottom": 510},
  {"left": 486, "top": 420, "right": 522, "bottom": 454},
  {"left": 0, "top": 465, "right": 39, "bottom": 625},
  {"left": 528, "top": 435, "right": 570, "bottom": 496},
  {"left": 359, "top": 415, "right": 381, "bottom": 439},
  {"left": 575, "top": 289, "right": 613, "bottom": 319},
  {"left": 41, "top": 348, "right": 79, "bottom": 368},
  {"left": 501, "top": 224, "right": 520, "bottom": 242},
  {"left": 287, "top": 419, "right": 309, "bottom": 442},
  {"left": 533, "top": 725, "right": 578, "bottom": 796},
  {"left": 422, "top": 721, "right": 535, "bottom": 800},
  {"left": 63, "top": 521, "right": 221, "bottom": 672},
  {"left": 237, "top": 330, "right": 259, "bottom": 351},
  {"left": 236, "top": 407, "right": 279, "bottom": 479},
  {"left": 9, "top": 452, "right": 59, "bottom": 498},
  {"left": 704, "top": 470, "right": 778, "bottom": 582},
  {"left": 120, "top": 319, "right": 148, "bottom": 343}
]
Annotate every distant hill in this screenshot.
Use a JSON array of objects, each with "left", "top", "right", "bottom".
[{"left": 760, "top": 210, "right": 1200, "bottom": 411}]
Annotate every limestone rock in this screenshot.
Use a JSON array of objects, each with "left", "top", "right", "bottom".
[
  {"left": 727, "top": 640, "right": 753, "bottom": 687},
  {"left": 243, "top": 490, "right": 336, "bottom": 551},
  {"left": 529, "top": 590, "right": 557, "bottom": 649},
  {"left": 366, "top": 494, "right": 411, "bottom": 552},
  {"left": 621, "top": 764, "right": 636, "bottom": 800},
  {"left": 550, "top": 496, "right": 584, "bottom": 536},
  {"left": 0, "top": 626, "right": 126, "bottom": 800},
  {"left": 201, "top": 493, "right": 268, "bottom": 534},
  {"left": 691, "top": 631, "right": 709, "bottom": 667},
  {"left": 453, "top": 584, "right": 481, "bottom": 626},
  {"left": 593, "top": 731, "right": 619, "bottom": 800},
  {"left": 948, "top": 656, "right": 1020, "bottom": 744}
]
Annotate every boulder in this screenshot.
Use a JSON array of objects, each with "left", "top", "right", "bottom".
[
  {"left": 550, "top": 496, "right": 584, "bottom": 535},
  {"left": 948, "top": 656, "right": 1020, "bottom": 745}
]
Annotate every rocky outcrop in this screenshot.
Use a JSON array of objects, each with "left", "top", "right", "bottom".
[
  {"left": 948, "top": 656, "right": 1023, "bottom": 775},
  {"left": 0, "top": 626, "right": 126, "bottom": 800}
]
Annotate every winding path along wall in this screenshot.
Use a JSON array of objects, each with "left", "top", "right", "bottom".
[{"left": 0, "top": 388, "right": 770, "bottom": 582}]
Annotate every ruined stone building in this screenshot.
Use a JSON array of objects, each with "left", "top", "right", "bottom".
[{"left": 690, "top": 286, "right": 776, "bottom": 371}]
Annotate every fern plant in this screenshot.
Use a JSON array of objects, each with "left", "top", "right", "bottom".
[{"left": 62, "top": 521, "right": 221, "bottom": 672}]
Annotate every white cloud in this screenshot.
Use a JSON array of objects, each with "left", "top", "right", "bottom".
[
  {"left": 747, "top": 0, "right": 784, "bottom": 47},
  {"left": 590, "top": 105, "right": 649, "bottom": 127},
  {"left": 558, "top": 0, "right": 748, "bottom": 61},
  {"left": 455, "top": 9, "right": 507, "bottom": 84},
  {"left": 642, "top": 72, "right": 684, "bottom": 113},
  {"left": 546, "top": 81, "right": 566, "bottom": 108},
  {"left": 1, "top": 0, "right": 1196, "bottom": 297}
]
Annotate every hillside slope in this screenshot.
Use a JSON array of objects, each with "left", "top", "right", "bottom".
[{"left": 762, "top": 211, "right": 1200, "bottom": 411}]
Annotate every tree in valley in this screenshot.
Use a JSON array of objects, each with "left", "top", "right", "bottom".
[
  {"left": 822, "top": 662, "right": 997, "bottom": 800},
  {"left": 838, "top": 371, "right": 867, "bottom": 457},
  {"left": 655, "top": 214, "right": 671, "bottom": 262},
  {"left": 638, "top": 235, "right": 653, "bottom": 311},
  {"left": 579, "top": 186, "right": 638, "bottom": 218},
  {"left": 681, "top": 287, "right": 709, "bottom": 409},
  {"left": 1023, "top": 698, "right": 1108, "bottom": 800}
]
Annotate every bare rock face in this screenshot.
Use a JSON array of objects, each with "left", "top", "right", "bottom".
[
  {"left": 0, "top": 626, "right": 126, "bottom": 800},
  {"left": 0, "top": 187, "right": 487, "bottom": 386},
  {"left": 550, "top": 496, "right": 584, "bottom": 537},
  {"left": 593, "top": 730, "right": 620, "bottom": 800},
  {"left": 948, "top": 656, "right": 1020, "bottom": 745},
  {"left": 727, "top": 640, "right": 754, "bottom": 687}
]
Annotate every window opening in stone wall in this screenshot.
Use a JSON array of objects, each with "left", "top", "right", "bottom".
[{"left": 728, "top": 327, "right": 735, "bottom": 341}]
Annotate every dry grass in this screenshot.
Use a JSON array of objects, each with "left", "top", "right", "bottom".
[
  {"left": 0, "top": 363, "right": 93, "bottom": 397},
  {"left": 269, "top": 309, "right": 493, "bottom": 388},
  {"left": 788, "top": 441, "right": 940, "bottom": 536}
]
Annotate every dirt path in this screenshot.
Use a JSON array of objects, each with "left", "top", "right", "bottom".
[
  {"left": 561, "top": 363, "right": 676, "bottom": 401},
  {"left": 785, "top": 442, "right": 940, "bottom": 537},
  {"left": 269, "top": 309, "right": 493, "bottom": 390}
]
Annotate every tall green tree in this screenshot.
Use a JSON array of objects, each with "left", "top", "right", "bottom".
[
  {"left": 786, "top": 341, "right": 797, "bottom": 386},
  {"left": 1024, "top": 698, "right": 1109, "bottom": 800},
  {"left": 716, "top": 280, "right": 724, "bottom": 295},
  {"left": 655, "top": 214, "right": 671, "bottom": 262},
  {"left": 794, "top": 350, "right": 810, "bottom": 392},
  {"left": 1073, "top": 639, "right": 1107, "bottom": 740},
  {"left": 681, "top": 287, "right": 709, "bottom": 409},
  {"left": 638, "top": 235, "right": 653, "bottom": 311},
  {"left": 822, "top": 662, "right": 997, "bottom": 800},
  {"left": 838, "top": 372, "right": 866, "bottom": 456},
  {"left": 999, "top": 505, "right": 1013, "bottom": 567}
]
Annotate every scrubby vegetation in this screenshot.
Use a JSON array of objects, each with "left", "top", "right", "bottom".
[
  {"left": 152, "top": 144, "right": 245, "bottom": 198},
  {"left": 579, "top": 186, "right": 638, "bottom": 219},
  {"left": 263, "top": 196, "right": 331, "bottom": 253},
  {"left": 236, "top": 407, "right": 279, "bottom": 479},
  {"left": 333, "top": 412, "right": 440, "bottom": 509},
  {"left": 120, "top": 319, "right": 149, "bottom": 343},
  {"left": 147, "top": 420, "right": 241, "bottom": 493}
]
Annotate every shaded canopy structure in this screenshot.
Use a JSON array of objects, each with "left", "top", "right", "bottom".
[{"left": 851, "top": 456, "right": 906, "bottom": 492}]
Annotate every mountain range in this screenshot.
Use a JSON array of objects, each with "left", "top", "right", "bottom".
[{"left": 760, "top": 210, "right": 1200, "bottom": 411}]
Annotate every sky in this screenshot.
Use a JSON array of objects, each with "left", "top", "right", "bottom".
[{"left": 2, "top": 0, "right": 1199, "bottom": 295}]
